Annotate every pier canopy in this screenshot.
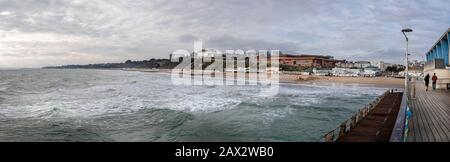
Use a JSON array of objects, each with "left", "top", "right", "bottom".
[{"left": 425, "top": 28, "right": 450, "bottom": 67}]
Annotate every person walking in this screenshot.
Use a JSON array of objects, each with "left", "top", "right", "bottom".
[
  {"left": 424, "top": 74, "right": 430, "bottom": 91},
  {"left": 432, "top": 73, "right": 438, "bottom": 90}
]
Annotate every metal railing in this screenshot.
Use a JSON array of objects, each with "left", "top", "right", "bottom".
[{"left": 389, "top": 91, "right": 409, "bottom": 142}]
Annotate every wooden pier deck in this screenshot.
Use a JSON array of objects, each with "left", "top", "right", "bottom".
[
  {"left": 407, "top": 82, "right": 450, "bottom": 142},
  {"left": 338, "top": 92, "right": 403, "bottom": 142}
]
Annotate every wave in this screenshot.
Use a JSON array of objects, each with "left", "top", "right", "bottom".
[{"left": 0, "top": 69, "right": 388, "bottom": 141}]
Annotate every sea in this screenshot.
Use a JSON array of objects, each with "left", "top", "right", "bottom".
[{"left": 0, "top": 69, "right": 387, "bottom": 142}]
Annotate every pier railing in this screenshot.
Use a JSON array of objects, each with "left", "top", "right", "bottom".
[
  {"left": 389, "top": 91, "right": 410, "bottom": 142},
  {"left": 318, "top": 89, "right": 398, "bottom": 142}
]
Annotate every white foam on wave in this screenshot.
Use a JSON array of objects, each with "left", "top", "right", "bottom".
[
  {"left": 0, "top": 70, "right": 389, "bottom": 119},
  {"left": 0, "top": 72, "right": 246, "bottom": 118},
  {"left": 261, "top": 107, "right": 294, "bottom": 127}
]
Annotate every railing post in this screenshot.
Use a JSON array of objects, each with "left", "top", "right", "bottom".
[
  {"left": 338, "top": 123, "right": 346, "bottom": 138},
  {"left": 412, "top": 78, "right": 416, "bottom": 99},
  {"left": 324, "top": 130, "right": 335, "bottom": 142}
]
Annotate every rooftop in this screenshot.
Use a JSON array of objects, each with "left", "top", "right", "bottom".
[
  {"left": 280, "top": 54, "right": 334, "bottom": 58},
  {"left": 426, "top": 27, "right": 450, "bottom": 55}
]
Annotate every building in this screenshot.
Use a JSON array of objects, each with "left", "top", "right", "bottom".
[
  {"left": 335, "top": 61, "right": 354, "bottom": 68},
  {"left": 354, "top": 61, "right": 372, "bottom": 69},
  {"left": 377, "top": 61, "right": 394, "bottom": 72},
  {"left": 361, "top": 66, "right": 382, "bottom": 77},
  {"left": 277, "top": 54, "right": 344, "bottom": 69},
  {"left": 336, "top": 61, "right": 372, "bottom": 69},
  {"left": 408, "top": 60, "right": 425, "bottom": 77},
  {"left": 331, "top": 66, "right": 380, "bottom": 77},
  {"left": 331, "top": 68, "right": 361, "bottom": 77},
  {"left": 424, "top": 28, "right": 450, "bottom": 89},
  {"left": 312, "top": 68, "right": 332, "bottom": 76}
]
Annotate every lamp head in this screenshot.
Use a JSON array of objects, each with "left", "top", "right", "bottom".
[{"left": 402, "top": 29, "right": 413, "bottom": 33}]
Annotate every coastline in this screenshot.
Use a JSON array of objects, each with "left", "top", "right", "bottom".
[{"left": 122, "top": 68, "right": 404, "bottom": 89}]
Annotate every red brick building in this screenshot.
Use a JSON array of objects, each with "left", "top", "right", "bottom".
[{"left": 275, "top": 54, "right": 344, "bottom": 68}]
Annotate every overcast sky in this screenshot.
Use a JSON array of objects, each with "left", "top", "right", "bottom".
[{"left": 0, "top": 0, "right": 450, "bottom": 68}]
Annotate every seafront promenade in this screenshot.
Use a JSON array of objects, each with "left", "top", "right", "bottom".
[{"left": 408, "top": 82, "right": 450, "bottom": 142}]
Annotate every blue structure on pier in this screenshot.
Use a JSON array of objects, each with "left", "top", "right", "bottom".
[{"left": 425, "top": 28, "right": 450, "bottom": 66}]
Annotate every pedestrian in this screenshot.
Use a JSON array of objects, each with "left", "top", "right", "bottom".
[
  {"left": 424, "top": 74, "right": 430, "bottom": 91},
  {"left": 432, "top": 73, "right": 438, "bottom": 90}
]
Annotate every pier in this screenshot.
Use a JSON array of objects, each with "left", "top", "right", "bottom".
[
  {"left": 320, "top": 89, "right": 406, "bottom": 142},
  {"left": 321, "top": 80, "right": 450, "bottom": 142},
  {"left": 407, "top": 82, "right": 450, "bottom": 142},
  {"left": 337, "top": 92, "right": 403, "bottom": 142}
]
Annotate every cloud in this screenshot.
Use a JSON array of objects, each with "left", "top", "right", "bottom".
[
  {"left": 350, "top": 48, "right": 406, "bottom": 63},
  {"left": 0, "top": 0, "right": 449, "bottom": 68},
  {"left": 205, "top": 36, "right": 300, "bottom": 53}
]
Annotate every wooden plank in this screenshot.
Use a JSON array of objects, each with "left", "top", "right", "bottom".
[
  {"left": 430, "top": 92, "right": 450, "bottom": 141},
  {"left": 429, "top": 91, "right": 450, "bottom": 133},
  {"left": 418, "top": 92, "right": 440, "bottom": 142},
  {"left": 422, "top": 96, "right": 444, "bottom": 142},
  {"left": 412, "top": 99, "right": 424, "bottom": 141},
  {"left": 409, "top": 100, "right": 422, "bottom": 142},
  {"left": 416, "top": 86, "right": 436, "bottom": 142},
  {"left": 420, "top": 86, "right": 450, "bottom": 141},
  {"left": 417, "top": 87, "right": 439, "bottom": 142},
  {"left": 411, "top": 87, "right": 430, "bottom": 142},
  {"left": 408, "top": 82, "right": 450, "bottom": 142},
  {"left": 413, "top": 95, "right": 431, "bottom": 141},
  {"left": 424, "top": 92, "right": 450, "bottom": 141}
]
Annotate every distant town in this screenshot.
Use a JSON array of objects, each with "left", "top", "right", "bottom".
[
  {"left": 275, "top": 54, "right": 422, "bottom": 78},
  {"left": 44, "top": 51, "right": 425, "bottom": 78}
]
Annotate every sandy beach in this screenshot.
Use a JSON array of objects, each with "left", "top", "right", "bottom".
[
  {"left": 280, "top": 74, "right": 404, "bottom": 88},
  {"left": 124, "top": 68, "right": 405, "bottom": 88}
]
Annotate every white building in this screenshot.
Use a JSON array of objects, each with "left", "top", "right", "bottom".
[
  {"left": 377, "top": 61, "right": 394, "bottom": 72},
  {"left": 336, "top": 61, "right": 372, "bottom": 69},
  {"left": 354, "top": 61, "right": 372, "bottom": 69},
  {"left": 312, "top": 68, "right": 332, "bottom": 76},
  {"left": 361, "top": 67, "right": 381, "bottom": 77},
  {"left": 331, "top": 68, "right": 361, "bottom": 77}
]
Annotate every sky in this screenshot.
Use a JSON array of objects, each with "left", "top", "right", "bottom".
[{"left": 0, "top": 0, "right": 450, "bottom": 68}]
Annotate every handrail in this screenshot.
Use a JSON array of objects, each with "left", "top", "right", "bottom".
[
  {"left": 319, "top": 89, "right": 395, "bottom": 142},
  {"left": 389, "top": 92, "right": 409, "bottom": 142}
]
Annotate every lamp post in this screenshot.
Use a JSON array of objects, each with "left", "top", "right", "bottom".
[{"left": 402, "top": 28, "right": 413, "bottom": 97}]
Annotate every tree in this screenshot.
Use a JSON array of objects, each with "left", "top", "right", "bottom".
[{"left": 385, "top": 65, "right": 405, "bottom": 73}]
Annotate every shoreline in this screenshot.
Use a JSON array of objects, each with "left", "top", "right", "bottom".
[{"left": 122, "top": 68, "right": 404, "bottom": 89}]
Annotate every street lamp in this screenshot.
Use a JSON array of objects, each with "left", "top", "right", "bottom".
[{"left": 402, "top": 28, "right": 413, "bottom": 97}]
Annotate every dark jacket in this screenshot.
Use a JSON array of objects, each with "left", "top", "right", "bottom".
[{"left": 424, "top": 74, "right": 430, "bottom": 85}]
